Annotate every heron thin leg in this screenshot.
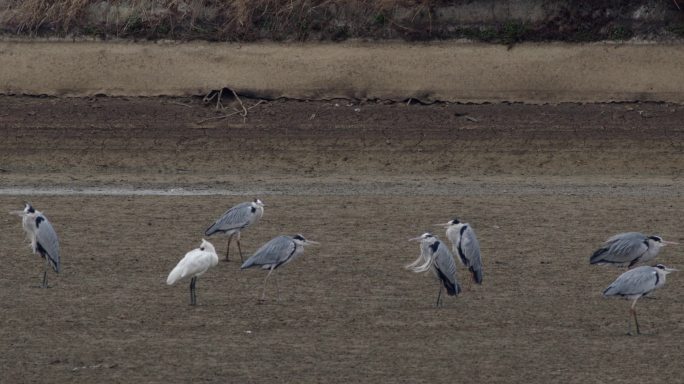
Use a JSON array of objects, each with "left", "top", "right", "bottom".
[
  {"left": 237, "top": 239, "right": 244, "bottom": 263},
  {"left": 631, "top": 299, "right": 640, "bottom": 335},
  {"left": 41, "top": 257, "right": 49, "bottom": 288},
  {"left": 435, "top": 286, "right": 443, "bottom": 308},
  {"left": 260, "top": 267, "right": 275, "bottom": 302},
  {"left": 224, "top": 235, "right": 233, "bottom": 262},
  {"left": 274, "top": 272, "right": 281, "bottom": 301}
]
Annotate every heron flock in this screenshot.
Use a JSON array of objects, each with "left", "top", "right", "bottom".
[{"left": 10, "top": 200, "right": 679, "bottom": 335}]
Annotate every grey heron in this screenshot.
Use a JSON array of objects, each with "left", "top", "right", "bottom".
[
  {"left": 436, "top": 217, "right": 483, "bottom": 285},
  {"left": 590, "top": 232, "right": 677, "bottom": 268},
  {"left": 406, "top": 233, "right": 461, "bottom": 307},
  {"left": 167, "top": 239, "right": 219, "bottom": 306},
  {"left": 240, "top": 234, "right": 318, "bottom": 302},
  {"left": 10, "top": 203, "right": 61, "bottom": 288},
  {"left": 603, "top": 264, "right": 677, "bottom": 335},
  {"left": 205, "top": 198, "right": 265, "bottom": 262}
]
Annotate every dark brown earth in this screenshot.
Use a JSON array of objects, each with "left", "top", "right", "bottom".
[{"left": 0, "top": 96, "right": 683, "bottom": 383}]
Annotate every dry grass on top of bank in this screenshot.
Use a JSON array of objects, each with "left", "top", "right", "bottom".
[
  {"left": 4, "top": 0, "right": 437, "bottom": 41},
  {"left": 2, "top": 0, "right": 684, "bottom": 42}
]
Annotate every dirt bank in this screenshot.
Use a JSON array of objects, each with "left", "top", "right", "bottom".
[{"left": 2, "top": 41, "right": 684, "bottom": 103}]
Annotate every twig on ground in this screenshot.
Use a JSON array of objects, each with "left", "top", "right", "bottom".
[
  {"left": 215, "top": 88, "right": 224, "bottom": 110},
  {"left": 202, "top": 90, "right": 216, "bottom": 104},
  {"left": 230, "top": 89, "right": 248, "bottom": 118},
  {"left": 196, "top": 99, "right": 266, "bottom": 125},
  {"left": 197, "top": 110, "right": 243, "bottom": 124},
  {"left": 202, "top": 89, "right": 224, "bottom": 110},
  {"left": 167, "top": 101, "right": 193, "bottom": 108}
]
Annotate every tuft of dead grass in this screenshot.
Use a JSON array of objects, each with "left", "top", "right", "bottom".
[
  {"left": 10, "top": 0, "right": 91, "bottom": 33},
  {"left": 3, "top": 0, "right": 438, "bottom": 40}
]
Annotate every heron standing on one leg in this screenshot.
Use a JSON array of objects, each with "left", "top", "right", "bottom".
[
  {"left": 406, "top": 233, "right": 461, "bottom": 307},
  {"left": 205, "top": 198, "right": 265, "bottom": 262},
  {"left": 602, "top": 264, "right": 677, "bottom": 335},
  {"left": 437, "top": 217, "right": 483, "bottom": 287},
  {"left": 167, "top": 239, "right": 219, "bottom": 306},
  {"left": 590, "top": 232, "right": 677, "bottom": 268},
  {"left": 10, "top": 203, "right": 61, "bottom": 288},
  {"left": 240, "top": 234, "right": 318, "bottom": 303}
]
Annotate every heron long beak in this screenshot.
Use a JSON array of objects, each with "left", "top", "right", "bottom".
[
  {"left": 434, "top": 223, "right": 451, "bottom": 228},
  {"left": 305, "top": 240, "right": 320, "bottom": 245},
  {"left": 408, "top": 236, "right": 423, "bottom": 242},
  {"left": 663, "top": 241, "right": 679, "bottom": 245},
  {"left": 8, "top": 210, "right": 24, "bottom": 216},
  {"left": 664, "top": 267, "right": 679, "bottom": 273}
]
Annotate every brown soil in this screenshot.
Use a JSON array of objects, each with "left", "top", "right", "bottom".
[{"left": 0, "top": 96, "right": 683, "bottom": 383}]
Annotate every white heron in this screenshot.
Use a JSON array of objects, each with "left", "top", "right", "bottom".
[
  {"left": 436, "top": 217, "right": 483, "bottom": 285},
  {"left": 240, "top": 234, "right": 318, "bottom": 302},
  {"left": 590, "top": 232, "right": 677, "bottom": 268},
  {"left": 205, "top": 198, "right": 265, "bottom": 262},
  {"left": 603, "top": 264, "right": 677, "bottom": 335},
  {"left": 10, "top": 203, "right": 61, "bottom": 288},
  {"left": 167, "top": 239, "right": 219, "bottom": 306},
  {"left": 406, "top": 233, "right": 461, "bottom": 307}
]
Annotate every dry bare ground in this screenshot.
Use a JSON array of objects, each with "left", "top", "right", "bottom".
[{"left": 0, "top": 96, "right": 683, "bottom": 383}]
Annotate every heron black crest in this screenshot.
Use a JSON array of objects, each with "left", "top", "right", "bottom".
[
  {"left": 648, "top": 236, "right": 663, "bottom": 242},
  {"left": 451, "top": 217, "right": 460, "bottom": 224},
  {"left": 25, "top": 203, "right": 35, "bottom": 213},
  {"left": 293, "top": 234, "right": 305, "bottom": 241}
]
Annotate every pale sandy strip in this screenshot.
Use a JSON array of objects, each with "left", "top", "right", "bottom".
[{"left": 1, "top": 40, "right": 684, "bottom": 103}]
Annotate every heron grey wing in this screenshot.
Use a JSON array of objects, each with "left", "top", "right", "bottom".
[
  {"left": 604, "top": 233, "right": 648, "bottom": 263},
  {"left": 35, "top": 216, "right": 60, "bottom": 272},
  {"left": 434, "top": 245, "right": 457, "bottom": 282},
  {"left": 461, "top": 227, "right": 482, "bottom": 268},
  {"left": 603, "top": 266, "right": 659, "bottom": 297},
  {"left": 241, "top": 236, "right": 295, "bottom": 269},
  {"left": 461, "top": 226, "right": 483, "bottom": 283},
  {"left": 434, "top": 243, "right": 460, "bottom": 294},
  {"left": 206, "top": 202, "right": 253, "bottom": 234},
  {"left": 605, "top": 232, "right": 644, "bottom": 244}
]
